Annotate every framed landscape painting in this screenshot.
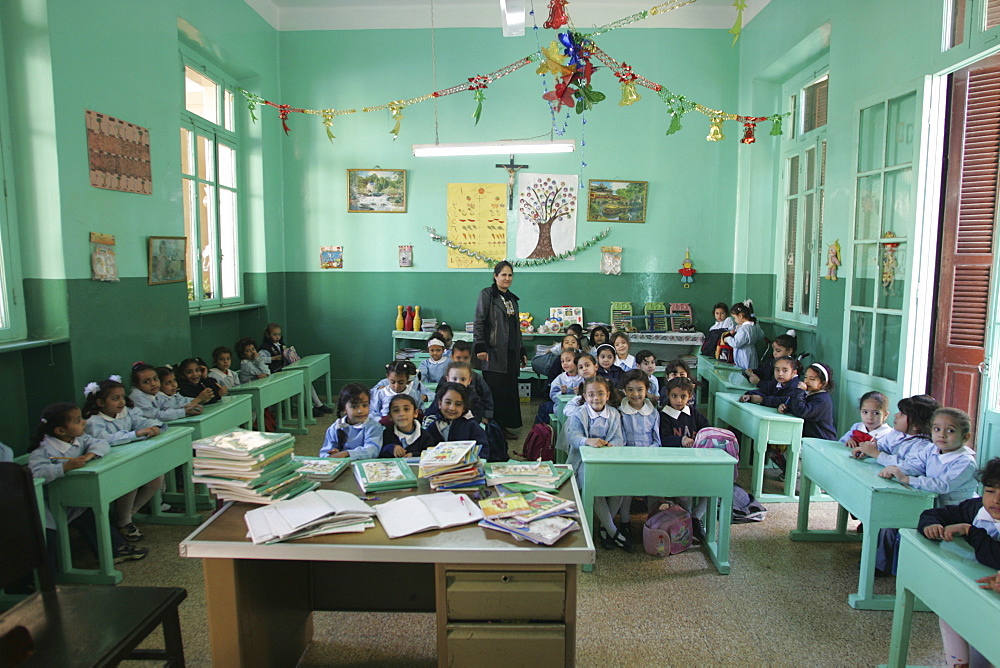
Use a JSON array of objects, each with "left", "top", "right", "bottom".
[
  {"left": 347, "top": 169, "right": 407, "bottom": 213},
  {"left": 586, "top": 179, "right": 648, "bottom": 223}
]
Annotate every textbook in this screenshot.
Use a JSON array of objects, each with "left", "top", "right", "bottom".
[
  {"left": 479, "top": 515, "right": 580, "bottom": 546},
  {"left": 478, "top": 493, "right": 531, "bottom": 519},
  {"left": 417, "top": 441, "right": 478, "bottom": 477},
  {"left": 374, "top": 492, "right": 484, "bottom": 538},
  {"left": 517, "top": 491, "right": 576, "bottom": 524},
  {"left": 484, "top": 461, "right": 560, "bottom": 487},
  {"left": 192, "top": 428, "right": 311, "bottom": 504},
  {"left": 496, "top": 465, "right": 574, "bottom": 493},
  {"left": 292, "top": 456, "right": 349, "bottom": 482},
  {"left": 245, "top": 489, "right": 376, "bottom": 544},
  {"left": 353, "top": 458, "right": 418, "bottom": 493},
  {"left": 193, "top": 428, "right": 295, "bottom": 461}
]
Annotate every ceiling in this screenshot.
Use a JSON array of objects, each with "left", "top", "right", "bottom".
[{"left": 243, "top": 0, "right": 769, "bottom": 32}]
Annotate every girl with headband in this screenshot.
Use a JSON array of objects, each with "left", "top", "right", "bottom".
[{"left": 778, "top": 362, "right": 837, "bottom": 440}]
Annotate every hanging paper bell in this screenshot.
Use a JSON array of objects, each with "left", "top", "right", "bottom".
[
  {"left": 619, "top": 81, "right": 640, "bottom": 106},
  {"left": 666, "top": 112, "right": 683, "bottom": 136},
  {"left": 706, "top": 116, "right": 725, "bottom": 142},
  {"left": 544, "top": 0, "right": 569, "bottom": 29},
  {"left": 770, "top": 115, "right": 784, "bottom": 136},
  {"left": 740, "top": 122, "right": 756, "bottom": 144}
]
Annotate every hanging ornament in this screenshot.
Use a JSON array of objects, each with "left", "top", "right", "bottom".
[
  {"left": 666, "top": 112, "right": 683, "bottom": 135},
  {"left": 615, "top": 63, "right": 641, "bottom": 107},
  {"left": 740, "top": 121, "right": 757, "bottom": 144},
  {"left": 706, "top": 116, "right": 725, "bottom": 142},
  {"left": 321, "top": 110, "right": 337, "bottom": 143},
  {"left": 277, "top": 104, "right": 292, "bottom": 135},
  {"left": 389, "top": 104, "right": 404, "bottom": 140},
  {"left": 770, "top": 114, "right": 784, "bottom": 136},
  {"left": 544, "top": 0, "right": 570, "bottom": 30},
  {"left": 468, "top": 75, "right": 489, "bottom": 125},
  {"left": 729, "top": 0, "right": 748, "bottom": 46},
  {"left": 881, "top": 231, "right": 901, "bottom": 295}
]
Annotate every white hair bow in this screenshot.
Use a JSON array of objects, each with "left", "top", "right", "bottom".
[
  {"left": 83, "top": 382, "right": 100, "bottom": 397},
  {"left": 108, "top": 374, "right": 122, "bottom": 383}
]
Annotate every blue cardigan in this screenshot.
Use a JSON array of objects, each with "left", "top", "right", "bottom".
[
  {"left": 783, "top": 390, "right": 836, "bottom": 440},
  {"left": 744, "top": 376, "right": 804, "bottom": 408},
  {"left": 424, "top": 415, "right": 489, "bottom": 451}
]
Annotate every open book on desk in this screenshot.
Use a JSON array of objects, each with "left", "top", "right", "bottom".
[
  {"left": 374, "top": 492, "right": 484, "bottom": 539},
  {"left": 245, "top": 489, "right": 376, "bottom": 544}
]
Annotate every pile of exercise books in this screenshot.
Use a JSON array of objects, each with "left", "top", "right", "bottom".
[
  {"left": 483, "top": 461, "right": 572, "bottom": 493},
  {"left": 244, "top": 489, "right": 376, "bottom": 544},
  {"left": 418, "top": 441, "right": 484, "bottom": 490},
  {"left": 479, "top": 491, "right": 580, "bottom": 546},
  {"left": 353, "top": 458, "right": 419, "bottom": 493},
  {"left": 292, "top": 455, "right": 348, "bottom": 482},
  {"left": 192, "top": 428, "right": 316, "bottom": 504}
]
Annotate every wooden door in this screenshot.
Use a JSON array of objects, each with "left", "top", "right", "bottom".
[{"left": 931, "top": 57, "right": 1000, "bottom": 437}]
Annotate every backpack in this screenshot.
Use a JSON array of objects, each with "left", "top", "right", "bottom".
[
  {"left": 282, "top": 346, "right": 301, "bottom": 364},
  {"left": 481, "top": 420, "right": 509, "bottom": 463},
  {"left": 716, "top": 341, "right": 735, "bottom": 363},
  {"left": 521, "top": 422, "right": 555, "bottom": 462},
  {"left": 732, "top": 484, "right": 767, "bottom": 523},
  {"left": 701, "top": 328, "right": 725, "bottom": 357},
  {"left": 531, "top": 351, "right": 559, "bottom": 377},
  {"left": 692, "top": 427, "right": 740, "bottom": 481},
  {"left": 642, "top": 506, "right": 693, "bottom": 556}
]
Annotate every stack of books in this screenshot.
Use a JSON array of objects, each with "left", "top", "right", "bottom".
[
  {"left": 420, "top": 318, "right": 438, "bottom": 332},
  {"left": 292, "top": 455, "right": 349, "bottom": 482},
  {"left": 191, "top": 428, "right": 316, "bottom": 504},
  {"left": 418, "top": 441, "right": 484, "bottom": 491},
  {"left": 244, "top": 489, "right": 376, "bottom": 544},
  {"left": 352, "top": 458, "right": 419, "bottom": 493},
  {"left": 483, "top": 461, "right": 572, "bottom": 493},
  {"left": 480, "top": 511, "right": 580, "bottom": 546}
]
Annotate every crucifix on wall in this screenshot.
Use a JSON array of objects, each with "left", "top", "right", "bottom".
[{"left": 496, "top": 155, "right": 529, "bottom": 210}]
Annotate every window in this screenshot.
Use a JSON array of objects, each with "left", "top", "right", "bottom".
[
  {"left": 946, "top": 0, "right": 1000, "bottom": 49},
  {"left": 777, "top": 70, "right": 828, "bottom": 324},
  {"left": 0, "top": 25, "right": 25, "bottom": 342},
  {"left": 181, "top": 55, "right": 240, "bottom": 308}
]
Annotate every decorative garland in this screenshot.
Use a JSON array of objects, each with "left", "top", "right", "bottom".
[
  {"left": 425, "top": 226, "right": 611, "bottom": 267},
  {"left": 239, "top": 0, "right": 785, "bottom": 142}
]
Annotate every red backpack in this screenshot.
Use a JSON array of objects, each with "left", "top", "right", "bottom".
[{"left": 522, "top": 423, "right": 555, "bottom": 462}]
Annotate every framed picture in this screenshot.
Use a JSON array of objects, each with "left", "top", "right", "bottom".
[
  {"left": 586, "top": 179, "right": 648, "bottom": 223},
  {"left": 148, "top": 236, "right": 187, "bottom": 285},
  {"left": 347, "top": 169, "right": 407, "bottom": 213}
]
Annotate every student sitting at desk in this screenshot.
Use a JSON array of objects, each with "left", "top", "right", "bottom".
[
  {"left": 595, "top": 344, "right": 624, "bottom": 388},
  {"left": 29, "top": 402, "right": 148, "bottom": 565},
  {"left": 423, "top": 383, "right": 489, "bottom": 452},
  {"left": 418, "top": 336, "right": 450, "bottom": 384},
  {"left": 370, "top": 360, "right": 430, "bottom": 423},
  {"left": 236, "top": 337, "right": 271, "bottom": 384},
  {"left": 320, "top": 383, "right": 382, "bottom": 460},
  {"left": 450, "top": 341, "right": 495, "bottom": 423},
  {"left": 380, "top": 394, "right": 436, "bottom": 458},
  {"left": 129, "top": 361, "right": 203, "bottom": 422},
  {"left": 917, "top": 457, "right": 1000, "bottom": 668},
  {"left": 741, "top": 356, "right": 803, "bottom": 476},
  {"left": 208, "top": 346, "right": 241, "bottom": 390},
  {"left": 561, "top": 352, "right": 600, "bottom": 423},
  {"left": 635, "top": 350, "right": 659, "bottom": 403},
  {"left": 177, "top": 357, "right": 224, "bottom": 405},
  {"left": 875, "top": 407, "right": 979, "bottom": 575},
  {"left": 778, "top": 362, "right": 837, "bottom": 440},
  {"left": 852, "top": 395, "right": 940, "bottom": 467},
  {"left": 423, "top": 362, "right": 486, "bottom": 423},
  {"left": 840, "top": 391, "right": 894, "bottom": 447}
]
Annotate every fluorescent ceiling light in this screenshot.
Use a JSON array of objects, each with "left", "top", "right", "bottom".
[
  {"left": 412, "top": 139, "right": 575, "bottom": 157},
  {"left": 499, "top": 0, "right": 525, "bottom": 37}
]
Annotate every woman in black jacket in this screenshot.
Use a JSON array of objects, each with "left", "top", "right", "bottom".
[{"left": 473, "top": 261, "right": 527, "bottom": 436}]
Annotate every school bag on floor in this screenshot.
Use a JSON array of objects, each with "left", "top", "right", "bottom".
[
  {"left": 521, "top": 422, "right": 555, "bottom": 462},
  {"left": 481, "top": 420, "right": 509, "bottom": 462},
  {"left": 692, "top": 427, "right": 740, "bottom": 480},
  {"left": 732, "top": 484, "right": 767, "bottom": 523},
  {"left": 643, "top": 506, "right": 694, "bottom": 556}
]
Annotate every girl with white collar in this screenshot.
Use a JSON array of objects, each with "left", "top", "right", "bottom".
[
  {"left": 82, "top": 376, "right": 165, "bottom": 543},
  {"left": 369, "top": 360, "right": 430, "bottom": 420},
  {"left": 418, "top": 337, "right": 450, "bottom": 384},
  {"left": 722, "top": 299, "right": 764, "bottom": 371}
]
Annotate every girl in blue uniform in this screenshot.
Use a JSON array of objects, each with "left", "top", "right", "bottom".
[
  {"left": 320, "top": 383, "right": 382, "bottom": 459},
  {"left": 722, "top": 300, "right": 764, "bottom": 371},
  {"left": 618, "top": 370, "right": 661, "bottom": 537},
  {"left": 370, "top": 360, "right": 430, "bottom": 421},
  {"left": 779, "top": 362, "right": 837, "bottom": 439},
  {"left": 423, "top": 382, "right": 489, "bottom": 452},
  {"left": 129, "top": 361, "right": 204, "bottom": 422},
  {"left": 83, "top": 376, "right": 165, "bottom": 543}
]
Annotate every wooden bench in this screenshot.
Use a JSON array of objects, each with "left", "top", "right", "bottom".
[
  {"left": 790, "top": 438, "right": 936, "bottom": 610},
  {"left": 228, "top": 368, "right": 308, "bottom": 435}
]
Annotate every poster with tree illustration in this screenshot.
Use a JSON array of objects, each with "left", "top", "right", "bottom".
[{"left": 516, "top": 174, "right": 578, "bottom": 260}]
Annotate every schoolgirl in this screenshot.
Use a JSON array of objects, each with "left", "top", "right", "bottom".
[
  {"left": 746, "top": 330, "right": 797, "bottom": 387},
  {"left": 423, "top": 382, "right": 489, "bottom": 451},
  {"left": 722, "top": 300, "right": 765, "bottom": 371},
  {"left": 259, "top": 324, "right": 331, "bottom": 416},
  {"left": 779, "top": 362, "right": 837, "bottom": 440},
  {"left": 83, "top": 377, "right": 165, "bottom": 543},
  {"left": 852, "top": 395, "right": 941, "bottom": 467},
  {"left": 610, "top": 331, "right": 635, "bottom": 371},
  {"left": 236, "top": 337, "right": 271, "bottom": 384},
  {"left": 661, "top": 359, "right": 696, "bottom": 409},
  {"left": 595, "top": 344, "right": 624, "bottom": 387},
  {"left": 562, "top": 352, "right": 599, "bottom": 423},
  {"left": 176, "top": 357, "right": 224, "bottom": 405},
  {"left": 380, "top": 394, "right": 436, "bottom": 458},
  {"left": 840, "top": 391, "right": 894, "bottom": 447},
  {"left": 709, "top": 302, "right": 735, "bottom": 332},
  {"left": 589, "top": 325, "right": 610, "bottom": 351},
  {"left": 370, "top": 360, "right": 430, "bottom": 420},
  {"left": 434, "top": 323, "right": 455, "bottom": 357},
  {"left": 129, "top": 361, "right": 203, "bottom": 422},
  {"left": 319, "top": 383, "right": 382, "bottom": 459},
  {"left": 740, "top": 356, "right": 804, "bottom": 408},
  {"left": 423, "top": 361, "right": 486, "bottom": 423},
  {"left": 659, "top": 377, "right": 709, "bottom": 448},
  {"left": 208, "top": 346, "right": 241, "bottom": 389},
  {"left": 418, "top": 336, "right": 450, "bottom": 384}
]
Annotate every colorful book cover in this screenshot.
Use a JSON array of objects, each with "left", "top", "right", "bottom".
[{"left": 478, "top": 493, "right": 531, "bottom": 519}]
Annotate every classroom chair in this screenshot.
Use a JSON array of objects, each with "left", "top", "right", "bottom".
[{"left": 0, "top": 462, "right": 187, "bottom": 666}]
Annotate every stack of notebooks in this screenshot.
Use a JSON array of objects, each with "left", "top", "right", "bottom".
[
  {"left": 353, "top": 458, "right": 419, "bottom": 493},
  {"left": 479, "top": 490, "right": 580, "bottom": 546},
  {"left": 244, "top": 489, "right": 376, "bottom": 544},
  {"left": 418, "top": 441, "right": 484, "bottom": 490},
  {"left": 483, "top": 461, "right": 572, "bottom": 493},
  {"left": 292, "top": 455, "right": 348, "bottom": 482},
  {"left": 191, "top": 428, "right": 316, "bottom": 504}
]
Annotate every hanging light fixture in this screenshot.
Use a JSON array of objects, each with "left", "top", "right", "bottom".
[
  {"left": 499, "top": 0, "right": 526, "bottom": 36},
  {"left": 412, "top": 139, "right": 575, "bottom": 157}
]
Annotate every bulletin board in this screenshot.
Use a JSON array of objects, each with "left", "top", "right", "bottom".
[{"left": 446, "top": 183, "right": 507, "bottom": 269}]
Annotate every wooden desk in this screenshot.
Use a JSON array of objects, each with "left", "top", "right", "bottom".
[
  {"left": 164, "top": 394, "right": 253, "bottom": 508},
  {"left": 284, "top": 354, "right": 334, "bottom": 426},
  {"left": 790, "top": 438, "right": 937, "bottom": 610},
  {"left": 715, "top": 393, "right": 803, "bottom": 503},
  {"left": 180, "top": 470, "right": 594, "bottom": 668},
  {"left": 579, "top": 446, "right": 736, "bottom": 575},
  {"left": 228, "top": 368, "right": 307, "bottom": 435},
  {"left": 887, "top": 530, "right": 1000, "bottom": 666},
  {"left": 696, "top": 358, "right": 754, "bottom": 423},
  {"left": 48, "top": 427, "right": 199, "bottom": 585}
]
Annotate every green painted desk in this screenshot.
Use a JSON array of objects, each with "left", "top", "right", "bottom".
[
  {"left": 714, "top": 392, "right": 803, "bottom": 503},
  {"left": 790, "top": 438, "right": 937, "bottom": 610},
  {"left": 164, "top": 394, "right": 253, "bottom": 508},
  {"left": 696, "top": 357, "right": 754, "bottom": 423},
  {"left": 228, "top": 368, "right": 307, "bottom": 435},
  {"left": 579, "top": 446, "right": 736, "bottom": 574},
  {"left": 552, "top": 395, "right": 574, "bottom": 464},
  {"left": 47, "top": 427, "right": 200, "bottom": 585},
  {"left": 887, "top": 530, "right": 1000, "bottom": 666},
  {"left": 285, "top": 354, "right": 335, "bottom": 425}
]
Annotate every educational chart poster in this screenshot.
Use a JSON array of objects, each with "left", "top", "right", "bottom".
[
  {"left": 85, "top": 110, "right": 152, "bottom": 195},
  {"left": 320, "top": 246, "right": 343, "bottom": 269},
  {"left": 515, "top": 174, "right": 577, "bottom": 260},
  {"left": 446, "top": 183, "right": 506, "bottom": 269}
]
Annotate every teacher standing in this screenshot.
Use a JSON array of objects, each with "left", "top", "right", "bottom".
[{"left": 474, "top": 261, "right": 527, "bottom": 437}]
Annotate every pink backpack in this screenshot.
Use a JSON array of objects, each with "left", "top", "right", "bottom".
[
  {"left": 522, "top": 423, "right": 555, "bottom": 462},
  {"left": 692, "top": 427, "right": 740, "bottom": 480},
  {"left": 642, "top": 506, "right": 693, "bottom": 556}
]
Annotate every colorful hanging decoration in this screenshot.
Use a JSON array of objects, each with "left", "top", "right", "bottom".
[
  {"left": 825, "top": 239, "right": 841, "bottom": 281},
  {"left": 425, "top": 226, "right": 611, "bottom": 268},
  {"left": 543, "top": 0, "right": 570, "bottom": 30},
  {"left": 881, "top": 231, "right": 901, "bottom": 295},
  {"left": 729, "top": 0, "right": 748, "bottom": 46},
  {"left": 678, "top": 248, "right": 696, "bottom": 288},
  {"left": 706, "top": 116, "right": 725, "bottom": 142},
  {"left": 239, "top": 0, "right": 788, "bottom": 143}
]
